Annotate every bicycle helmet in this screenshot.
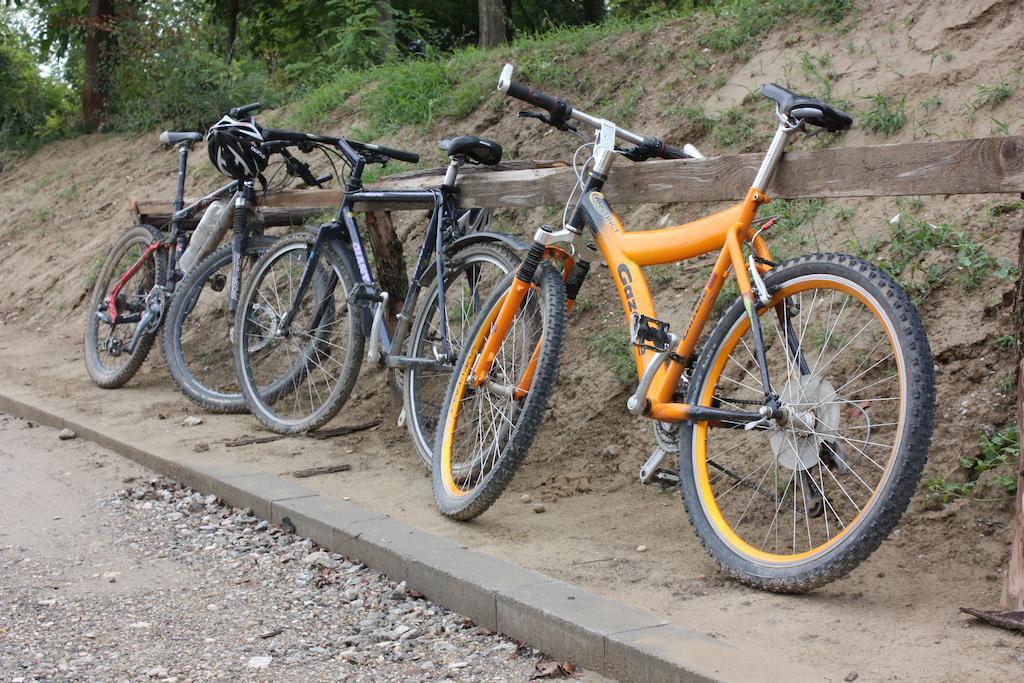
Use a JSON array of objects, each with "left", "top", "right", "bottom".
[{"left": 206, "top": 114, "right": 268, "bottom": 180}]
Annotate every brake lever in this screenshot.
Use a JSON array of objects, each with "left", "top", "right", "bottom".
[{"left": 516, "top": 110, "right": 578, "bottom": 134}]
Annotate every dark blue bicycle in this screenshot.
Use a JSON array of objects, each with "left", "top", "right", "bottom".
[{"left": 232, "top": 129, "right": 520, "bottom": 467}]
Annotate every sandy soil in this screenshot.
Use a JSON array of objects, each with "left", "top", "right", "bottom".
[{"left": 3, "top": 0, "right": 1024, "bottom": 681}]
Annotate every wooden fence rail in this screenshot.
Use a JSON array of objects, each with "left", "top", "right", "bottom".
[
  {"left": 131, "top": 136, "right": 1024, "bottom": 227},
  {"left": 128, "top": 134, "right": 1024, "bottom": 614}
]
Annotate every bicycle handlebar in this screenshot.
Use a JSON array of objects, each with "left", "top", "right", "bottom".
[
  {"left": 499, "top": 66, "right": 569, "bottom": 120},
  {"left": 261, "top": 127, "right": 419, "bottom": 164},
  {"left": 498, "top": 63, "right": 703, "bottom": 160},
  {"left": 229, "top": 102, "right": 264, "bottom": 118},
  {"left": 353, "top": 141, "right": 420, "bottom": 164}
]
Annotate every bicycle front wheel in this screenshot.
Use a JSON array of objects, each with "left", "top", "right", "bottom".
[
  {"left": 161, "top": 237, "right": 275, "bottom": 413},
  {"left": 403, "top": 241, "right": 520, "bottom": 468},
  {"left": 432, "top": 263, "right": 566, "bottom": 520},
  {"left": 680, "top": 253, "right": 934, "bottom": 592},
  {"left": 234, "top": 232, "right": 363, "bottom": 433},
  {"left": 84, "top": 224, "right": 167, "bottom": 388}
]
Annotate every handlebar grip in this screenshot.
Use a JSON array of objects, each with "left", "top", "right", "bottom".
[
  {"left": 363, "top": 143, "right": 419, "bottom": 164},
  {"left": 505, "top": 80, "right": 567, "bottom": 117},
  {"left": 659, "top": 144, "right": 692, "bottom": 160},
  {"left": 229, "top": 101, "right": 264, "bottom": 118},
  {"left": 261, "top": 127, "right": 309, "bottom": 142}
]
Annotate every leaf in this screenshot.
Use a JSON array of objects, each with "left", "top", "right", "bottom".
[{"left": 530, "top": 659, "right": 576, "bottom": 679}]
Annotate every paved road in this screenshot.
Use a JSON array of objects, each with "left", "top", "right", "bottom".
[{"left": 0, "top": 413, "right": 605, "bottom": 681}]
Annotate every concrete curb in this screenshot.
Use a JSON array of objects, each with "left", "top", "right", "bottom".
[{"left": 0, "top": 392, "right": 810, "bottom": 682}]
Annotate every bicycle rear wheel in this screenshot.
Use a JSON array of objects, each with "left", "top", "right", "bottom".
[
  {"left": 431, "top": 263, "right": 565, "bottom": 520},
  {"left": 403, "top": 241, "right": 520, "bottom": 468},
  {"left": 84, "top": 224, "right": 167, "bottom": 388},
  {"left": 234, "top": 232, "right": 363, "bottom": 434},
  {"left": 161, "top": 237, "right": 275, "bottom": 413},
  {"left": 680, "top": 253, "right": 934, "bottom": 592}
]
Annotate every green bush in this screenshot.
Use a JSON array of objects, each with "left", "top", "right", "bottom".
[
  {"left": 108, "top": 30, "right": 275, "bottom": 133},
  {"left": 0, "top": 29, "right": 77, "bottom": 149}
]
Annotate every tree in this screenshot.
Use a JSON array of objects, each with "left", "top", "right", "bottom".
[
  {"left": 581, "top": 0, "right": 603, "bottom": 23},
  {"left": 477, "top": 0, "right": 505, "bottom": 46},
  {"left": 82, "top": 0, "right": 115, "bottom": 130}
]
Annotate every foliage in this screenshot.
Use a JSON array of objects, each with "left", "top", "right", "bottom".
[
  {"left": 106, "top": 4, "right": 272, "bottom": 132},
  {"left": 0, "top": 21, "right": 77, "bottom": 147},
  {"left": 925, "top": 424, "right": 1018, "bottom": 505},
  {"left": 587, "top": 330, "right": 636, "bottom": 384},
  {"left": 699, "top": 0, "right": 853, "bottom": 53},
  {"left": 870, "top": 209, "right": 999, "bottom": 303},
  {"left": 861, "top": 93, "right": 905, "bottom": 136}
]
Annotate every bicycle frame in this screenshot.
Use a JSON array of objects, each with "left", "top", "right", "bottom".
[
  {"left": 279, "top": 147, "right": 509, "bottom": 370},
  {"left": 471, "top": 119, "right": 804, "bottom": 426},
  {"left": 104, "top": 139, "right": 237, "bottom": 327}
]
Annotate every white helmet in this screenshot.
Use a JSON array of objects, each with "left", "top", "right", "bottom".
[{"left": 206, "top": 115, "right": 268, "bottom": 180}]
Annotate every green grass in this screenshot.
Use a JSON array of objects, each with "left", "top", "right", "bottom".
[
  {"left": 33, "top": 207, "right": 54, "bottom": 224},
  {"left": 587, "top": 329, "right": 636, "bottom": 384},
  {"left": 84, "top": 255, "right": 105, "bottom": 290},
  {"left": 699, "top": 0, "right": 854, "bottom": 54},
  {"left": 861, "top": 93, "right": 905, "bottom": 136},
  {"left": 285, "top": 0, "right": 856, "bottom": 146},
  {"left": 597, "top": 84, "right": 645, "bottom": 127},
  {"left": 712, "top": 106, "right": 757, "bottom": 150},
  {"left": 925, "top": 424, "right": 1018, "bottom": 506},
  {"left": 872, "top": 209, "right": 1001, "bottom": 303},
  {"left": 968, "top": 77, "right": 1018, "bottom": 112}
]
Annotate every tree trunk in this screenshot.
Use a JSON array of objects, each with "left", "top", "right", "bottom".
[
  {"left": 364, "top": 211, "right": 407, "bottom": 329},
  {"left": 478, "top": 0, "right": 507, "bottom": 47},
  {"left": 225, "top": 0, "right": 240, "bottom": 63},
  {"left": 1005, "top": 220, "right": 1024, "bottom": 610},
  {"left": 375, "top": 0, "right": 396, "bottom": 62},
  {"left": 82, "top": 0, "right": 115, "bottom": 133},
  {"left": 582, "top": 0, "right": 604, "bottom": 23}
]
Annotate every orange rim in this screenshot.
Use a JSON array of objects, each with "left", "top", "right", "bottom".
[
  {"left": 693, "top": 275, "right": 905, "bottom": 565},
  {"left": 440, "top": 290, "right": 507, "bottom": 498}
]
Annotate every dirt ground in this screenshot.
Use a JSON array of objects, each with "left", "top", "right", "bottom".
[{"left": 3, "top": 0, "right": 1024, "bottom": 680}]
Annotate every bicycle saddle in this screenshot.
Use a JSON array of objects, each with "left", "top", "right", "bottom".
[
  {"left": 438, "top": 136, "right": 503, "bottom": 166},
  {"left": 760, "top": 84, "right": 853, "bottom": 133},
  {"left": 160, "top": 131, "right": 204, "bottom": 145}
]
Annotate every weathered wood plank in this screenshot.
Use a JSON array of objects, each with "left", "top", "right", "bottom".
[
  {"left": 133, "top": 160, "right": 564, "bottom": 226},
  {"left": 133, "top": 137, "right": 1024, "bottom": 226},
  {"left": 447, "top": 136, "right": 1024, "bottom": 207}
]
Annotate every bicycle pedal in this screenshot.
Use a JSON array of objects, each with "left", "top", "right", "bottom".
[
  {"left": 397, "top": 407, "right": 406, "bottom": 428},
  {"left": 648, "top": 468, "right": 680, "bottom": 489},
  {"left": 631, "top": 314, "right": 671, "bottom": 352}
]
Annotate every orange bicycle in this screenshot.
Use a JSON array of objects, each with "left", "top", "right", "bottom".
[{"left": 431, "top": 64, "right": 935, "bottom": 592}]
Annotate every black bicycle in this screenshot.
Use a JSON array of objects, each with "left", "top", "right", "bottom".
[
  {"left": 160, "top": 104, "right": 339, "bottom": 413},
  {"left": 233, "top": 130, "right": 521, "bottom": 467},
  {"left": 84, "top": 102, "right": 333, "bottom": 391},
  {"left": 84, "top": 128, "right": 237, "bottom": 388}
]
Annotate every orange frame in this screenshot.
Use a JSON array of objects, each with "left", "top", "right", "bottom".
[{"left": 471, "top": 184, "right": 777, "bottom": 423}]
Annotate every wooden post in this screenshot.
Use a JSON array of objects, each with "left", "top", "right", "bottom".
[
  {"left": 1006, "top": 222, "right": 1024, "bottom": 610},
  {"left": 364, "top": 211, "right": 407, "bottom": 330}
]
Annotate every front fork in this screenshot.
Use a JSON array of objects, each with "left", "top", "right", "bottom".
[
  {"left": 469, "top": 225, "right": 587, "bottom": 394},
  {"left": 227, "top": 183, "right": 253, "bottom": 331}
]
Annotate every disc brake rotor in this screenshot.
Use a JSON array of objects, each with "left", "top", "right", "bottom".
[{"left": 769, "top": 375, "right": 839, "bottom": 471}]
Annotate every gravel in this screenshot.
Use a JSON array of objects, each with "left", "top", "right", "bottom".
[{"left": 0, "top": 476, "right": 569, "bottom": 681}]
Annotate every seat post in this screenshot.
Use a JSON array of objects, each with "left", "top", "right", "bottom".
[
  {"left": 172, "top": 143, "right": 190, "bottom": 214},
  {"left": 752, "top": 123, "right": 793, "bottom": 193},
  {"left": 442, "top": 157, "right": 463, "bottom": 188}
]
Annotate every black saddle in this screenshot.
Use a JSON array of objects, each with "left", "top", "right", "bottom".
[
  {"left": 160, "top": 131, "right": 204, "bottom": 145},
  {"left": 438, "top": 136, "right": 503, "bottom": 166},
  {"left": 760, "top": 84, "right": 853, "bottom": 133}
]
